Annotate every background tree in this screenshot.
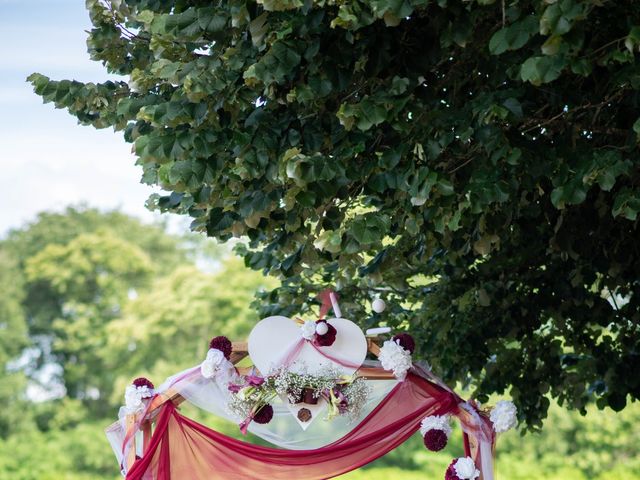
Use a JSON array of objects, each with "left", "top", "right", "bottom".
[
  {"left": 28, "top": 0, "right": 640, "bottom": 427},
  {"left": 24, "top": 232, "right": 153, "bottom": 416},
  {"left": 1, "top": 208, "right": 190, "bottom": 418},
  {"left": 104, "top": 259, "right": 277, "bottom": 403},
  {"left": 0, "top": 252, "right": 29, "bottom": 438}
]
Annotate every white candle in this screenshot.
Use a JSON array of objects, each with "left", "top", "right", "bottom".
[{"left": 366, "top": 327, "right": 392, "bottom": 336}]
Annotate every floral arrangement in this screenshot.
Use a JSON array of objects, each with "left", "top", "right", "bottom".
[
  {"left": 227, "top": 365, "right": 370, "bottom": 432},
  {"left": 379, "top": 333, "right": 415, "bottom": 380},
  {"left": 123, "top": 377, "right": 154, "bottom": 414},
  {"left": 209, "top": 336, "right": 233, "bottom": 359},
  {"left": 201, "top": 335, "right": 234, "bottom": 379},
  {"left": 300, "top": 319, "right": 337, "bottom": 347},
  {"left": 490, "top": 400, "right": 518, "bottom": 433},
  {"left": 419, "top": 414, "right": 452, "bottom": 451},
  {"left": 445, "top": 457, "right": 480, "bottom": 480}
]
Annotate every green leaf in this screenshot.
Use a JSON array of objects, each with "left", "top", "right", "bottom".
[
  {"left": 520, "top": 56, "right": 566, "bottom": 85},
  {"left": 489, "top": 16, "right": 538, "bottom": 55},
  {"left": 257, "top": 0, "right": 303, "bottom": 11},
  {"left": 612, "top": 189, "right": 640, "bottom": 221},
  {"left": 540, "top": 0, "right": 585, "bottom": 36},
  {"left": 541, "top": 35, "right": 563, "bottom": 55},
  {"left": 633, "top": 117, "right": 640, "bottom": 142},
  {"left": 502, "top": 98, "right": 523, "bottom": 118}
]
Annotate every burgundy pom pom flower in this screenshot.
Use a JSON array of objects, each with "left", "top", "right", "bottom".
[
  {"left": 314, "top": 322, "right": 337, "bottom": 347},
  {"left": 423, "top": 428, "right": 448, "bottom": 451},
  {"left": 445, "top": 460, "right": 461, "bottom": 480},
  {"left": 209, "top": 336, "right": 233, "bottom": 360},
  {"left": 253, "top": 404, "right": 274, "bottom": 424},
  {"left": 393, "top": 333, "right": 415, "bottom": 354},
  {"left": 132, "top": 377, "right": 154, "bottom": 390}
]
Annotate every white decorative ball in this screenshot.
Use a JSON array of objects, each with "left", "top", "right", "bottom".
[
  {"left": 315, "top": 322, "right": 329, "bottom": 335},
  {"left": 372, "top": 298, "right": 386, "bottom": 313}
]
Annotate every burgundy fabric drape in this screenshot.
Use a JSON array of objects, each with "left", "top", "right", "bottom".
[{"left": 127, "top": 373, "right": 459, "bottom": 480}]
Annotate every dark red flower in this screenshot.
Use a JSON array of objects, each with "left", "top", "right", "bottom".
[
  {"left": 209, "top": 336, "right": 232, "bottom": 360},
  {"left": 253, "top": 404, "right": 274, "bottom": 424},
  {"left": 393, "top": 333, "right": 415, "bottom": 354},
  {"left": 132, "top": 377, "right": 154, "bottom": 390},
  {"left": 314, "top": 322, "right": 337, "bottom": 347},
  {"left": 445, "top": 460, "right": 461, "bottom": 480},
  {"left": 423, "top": 428, "right": 448, "bottom": 451}
]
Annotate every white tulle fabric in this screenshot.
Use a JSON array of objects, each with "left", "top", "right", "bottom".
[{"left": 106, "top": 359, "right": 397, "bottom": 475}]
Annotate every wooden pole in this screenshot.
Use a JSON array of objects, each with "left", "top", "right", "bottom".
[{"left": 125, "top": 413, "right": 137, "bottom": 471}]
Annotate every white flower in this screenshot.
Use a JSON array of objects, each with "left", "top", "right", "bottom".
[
  {"left": 490, "top": 400, "right": 518, "bottom": 433},
  {"left": 453, "top": 457, "right": 480, "bottom": 480},
  {"left": 379, "top": 339, "right": 412, "bottom": 380},
  {"left": 200, "top": 348, "right": 226, "bottom": 379},
  {"left": 124, "top": 385, "right": 152, "bottom": 414},
  {"left": 419, "top": 415, "right": 452, "bottom": 438},
  {"left": 301, "top": 320, "right": 317, "bottom": 340}
]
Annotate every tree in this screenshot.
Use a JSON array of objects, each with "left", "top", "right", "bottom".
[
  {"left": 1, "top": 207, "right": 188, "bottom": 417},
  {"left": 104, "top": 258, "right": 277, "bottom": 402},
  {"left": 0, "top": 252, "right": 29, "bottom": 438},
  {"left": 4, "top": 206, "right": 187, "bottom": 275},
  {"left": 28, "top": 1, "right": 640, "bottom": 427},
  {"left": 24, "top": 231, "right": 153, "bottom": 414}
]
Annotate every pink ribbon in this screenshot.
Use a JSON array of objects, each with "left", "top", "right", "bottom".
[
  {"left": 317, "top": 289, "right": 337, "bottom": 320},
  {"left": 277, "top": 330, "right": 361, "bottom": 370},
  {"left": 277, "top": 289, "right": 361, "bottom": 369}
]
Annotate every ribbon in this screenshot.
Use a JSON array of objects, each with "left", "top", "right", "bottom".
[
  {"left": 276, "top": 289, "right": 360, "bottom": 369},
  {"left": 317, "top": 289, "right": 340, "bottom": 320},
  {"left": 229, "top": 374, "right": 265, "bottom": 393}
]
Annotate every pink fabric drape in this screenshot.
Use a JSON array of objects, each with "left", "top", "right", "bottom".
[{"left": 126, "top": 373, "right": 463, "bottom": 480}]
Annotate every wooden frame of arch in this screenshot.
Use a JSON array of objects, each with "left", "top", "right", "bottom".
[{"left": 111, "top": 337, "right": 478, "bottom": 472}]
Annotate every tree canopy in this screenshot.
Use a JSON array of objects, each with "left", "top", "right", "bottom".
[{"left": 28, "top": 1, "right": 640, "bottom": 427}]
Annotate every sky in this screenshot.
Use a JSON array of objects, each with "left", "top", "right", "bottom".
[{"left": 0, "top": 0, "right": 177, "bottom": 236}]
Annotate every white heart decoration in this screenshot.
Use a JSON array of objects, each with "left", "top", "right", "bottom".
[{"left": 248, "top": 315, "right": 368, "bottom": 429}]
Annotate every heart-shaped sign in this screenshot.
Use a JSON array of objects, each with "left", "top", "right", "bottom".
[{"left": 248, "top": 316, "right": 368, "bottom": 429}]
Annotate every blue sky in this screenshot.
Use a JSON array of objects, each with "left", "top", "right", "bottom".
[{"left": 0, "top": 0, "right": 170, "bottom": 236}]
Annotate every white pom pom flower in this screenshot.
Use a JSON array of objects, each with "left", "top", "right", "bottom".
[
  {"left": 419, "top": 415, "right": 452, "bottom": 438},
  {"left": 379, "top": 339, "right": 412, "bottom": 380},
  {"left": 124, "top": 385, "right": 152, "bottom": 414},
  {"left": 201, "top": 348, "right": 226, "bottom": 379},
  {"left": 490, "top": 400, "right": 518, "bottom": 433},
  {"left": 453, "top": 457, "right": 480, "bottom": 479},
  {"left": 301, "top": 320, "right": 317, "bottom": 340}
]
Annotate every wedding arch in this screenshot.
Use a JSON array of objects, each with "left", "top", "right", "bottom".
[{"left": 106, "top": 292, "right": 514, "bottom": 480}]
